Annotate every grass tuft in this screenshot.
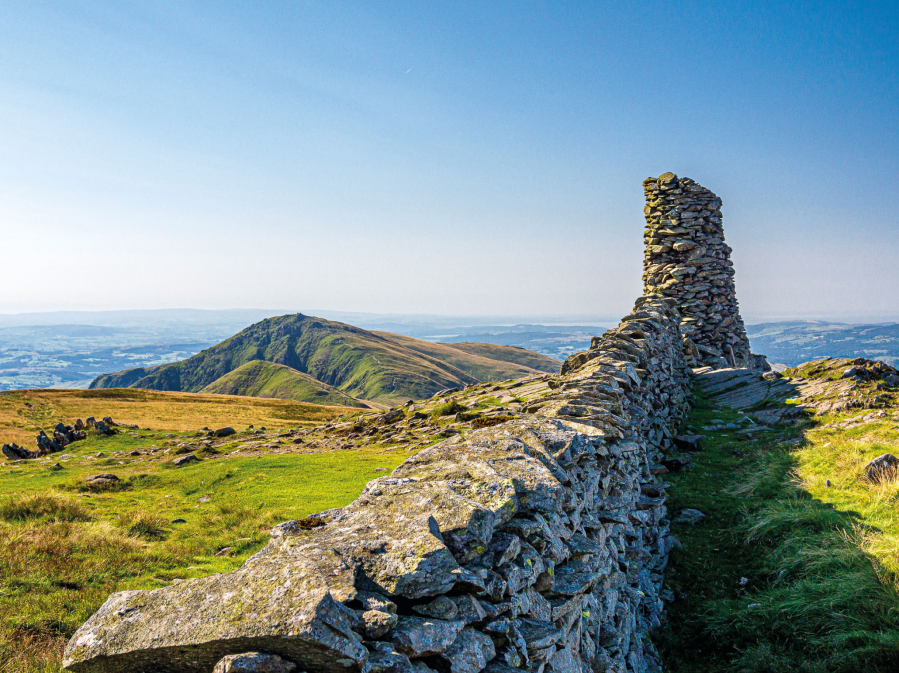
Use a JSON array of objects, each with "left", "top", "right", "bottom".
[
  {"left": 119, "top": 512, "right": 168, "bottom": 540},
  {"left": 431, "top": 400, "right": 467, "bottom": 418},
  {"left": 0, "top": 494, "right": 91, "bottom": 523}
]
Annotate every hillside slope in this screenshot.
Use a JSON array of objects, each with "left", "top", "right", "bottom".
[
  {"left": 90, "top": 314, "right": 551, "bottom": 406},
  {"left": 440, "top": 341, "right": 560, "bottom": 373},
  {"left": 372, "top": 332, "right": 559, "bottom": 380},
  {"left": 199, "top": 361, "right": 369, "bottom": 408}
]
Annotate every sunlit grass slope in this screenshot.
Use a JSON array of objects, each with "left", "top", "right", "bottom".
[
  {"left": 199, "top": 361, "right": 369, "bottom": 408},
  {"left": 0, "top": 425, "right": 409, "bottom": 673},
  {"left": 0, "top": 388, "right": 354, "bottom": 448},
  {"left": 372, "top": 332, "right": 559, "bottom": 379}
]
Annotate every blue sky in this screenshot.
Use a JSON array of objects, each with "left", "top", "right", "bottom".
[{"left": 1, "top": 1, "right": 897, "bottom": 321}]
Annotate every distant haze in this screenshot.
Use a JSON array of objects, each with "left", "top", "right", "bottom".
[{"left": 1, "top": 2, "right": 896, "bottom": 321}]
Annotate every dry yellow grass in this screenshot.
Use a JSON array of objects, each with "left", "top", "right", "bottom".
[{"left": 0, "top": 388, "right": 356, "bottom": 446}]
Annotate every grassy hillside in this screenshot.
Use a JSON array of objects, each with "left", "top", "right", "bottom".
[
  {"left": 0, "top": 429, "right": 408, "bottom": 673},
  {"left": 91, "top": 314, "right": 552, "bottom": 406},
  {"left": 0, "top": 388, "right": 353, "bottom": 448},
  {"left": 374, "top": 332, "right": 559, "bottom": 377},
  {"left": 199, "top": 361, "right": 369, "bottom": 408},
  {"left": 442, "top": 341, "right": 560, "bottom": 373}
]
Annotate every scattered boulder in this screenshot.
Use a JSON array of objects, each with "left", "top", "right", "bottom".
[
  {"left": 94, "top": 422, "right": 116, "bottom": 436},
  {"left": 865, "top": 453, "right": 899, "bottom": 483},
  {"left": 674, "top": 508, "right": 705, "bottom": 525},
  {"left": 3, "top": 443, "right": 36, "bottom": 460},
  {"left": 377, "top": 409, "right": 406, "bottom": 425},
  {"left": 173, "top": 455, "right": 199, "bottom": 467},
  {"left": 85, "top": 474, "right": 119, "bottom": 485},
  {"left": 214, "top": 427, "right": 236, "bottom": 438},
  {"left": 212, "top": 652, "right": 296, "bottom": 673}
]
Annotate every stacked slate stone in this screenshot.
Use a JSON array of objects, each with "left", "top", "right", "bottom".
[
  {"left": 641, "top": 172, "right": 760, "bottom": 370},
  {"left": 63, "top": 296, "right": 691, "bottom": 673}
]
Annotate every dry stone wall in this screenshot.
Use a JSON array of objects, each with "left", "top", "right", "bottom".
[
  {"left": 63, "top": 173, "right": 768, "bottom": 673},
  {"left": 62, "top": 296, "right": 692, "bottom": 673},
  {"left": 641, "top": 173, "right": 763, "bottom": 370}
]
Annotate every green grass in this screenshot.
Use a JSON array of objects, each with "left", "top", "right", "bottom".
[
  {"left": 199, "top": 360, "right": 369, "bottom": 408},
  {"left": 430, "top": 400, "right": 467, "bottom": 418},
  {"left": 0, "top": 428, "right": 409, "bottom": 673},
  {"left": 656, "top": 389, "right": 899, "bottom": 672}
]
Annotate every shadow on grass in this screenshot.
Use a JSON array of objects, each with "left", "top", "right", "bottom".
[{"left": 656, "top": 400, "right": 899, "bottom": 672}]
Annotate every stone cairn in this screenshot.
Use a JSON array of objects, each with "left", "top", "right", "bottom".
[{"left": 642, "top": 173, "right": 765, "bottom": 371}]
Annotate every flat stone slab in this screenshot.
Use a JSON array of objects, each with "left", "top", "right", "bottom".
[
  {"left": 694, "top": 367, "right": 797, "bottom": 409},
  {"left": 62, "top": 553, "right": 366, "bottom": 673}
]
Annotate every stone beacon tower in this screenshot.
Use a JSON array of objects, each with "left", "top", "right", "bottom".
[{"left": 642, "top": 172, "right": 762, "bottom": 370}]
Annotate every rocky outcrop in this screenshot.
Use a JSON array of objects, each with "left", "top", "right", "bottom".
[
  {"left": 1, "top": 416, "right": 123, "bottom": 462},
  {"left": 63, "top": 296, "right": 691, "bottom": 673},
  {"left": 641, "top": 173, "right": 765, "bottom": 371}
]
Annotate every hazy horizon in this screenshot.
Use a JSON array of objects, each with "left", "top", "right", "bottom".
[
  {"left": 0, "top": 306, "right": 896, "bottom": 329},
  {"left": 2, "top": 2, "right": 897, "bottom": 318}
]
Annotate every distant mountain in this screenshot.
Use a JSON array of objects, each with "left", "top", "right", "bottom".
[
  {"left": 90, "top": 314, "right": 560, "bottom": 406},
  {"left": 747, "top": 321, "right": 899, "bottom": 367},
  {"left": 200, "top": 361, "right": 369, "bottom": 408}
]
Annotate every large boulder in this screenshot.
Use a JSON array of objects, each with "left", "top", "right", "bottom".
[{"left": 62, "top": 553, "right": 366, "bottom": 672}]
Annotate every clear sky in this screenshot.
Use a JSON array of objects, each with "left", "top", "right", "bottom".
[{"left": 1, "top": 1, "right": 897, "bottom": 321}]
